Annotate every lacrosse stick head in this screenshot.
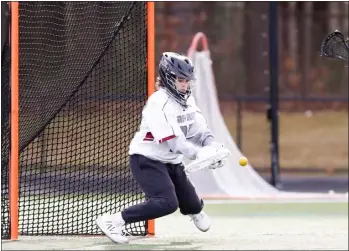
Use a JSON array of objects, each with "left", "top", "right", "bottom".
[{"left": 320, "top": 30, "right": 349, "bottom": 66}]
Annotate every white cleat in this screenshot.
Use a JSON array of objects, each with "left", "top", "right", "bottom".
[
  {"left": 189, "top": 211, "right": 211, "bottom": 232},
  {"left": 95, "top": 214, "right": 129, "bottom": 244}
]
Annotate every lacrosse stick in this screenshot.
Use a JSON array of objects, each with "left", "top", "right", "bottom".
[
  {"left": 184, "top": 147, "right": 231, "bottom": 174},
  {"left": 320, "top": 30, "right": 349, "bottom": 66}
]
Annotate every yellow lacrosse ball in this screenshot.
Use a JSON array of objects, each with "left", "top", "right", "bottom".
[{"left": 239, "top": 157, "right": 248, "bottom": 166}]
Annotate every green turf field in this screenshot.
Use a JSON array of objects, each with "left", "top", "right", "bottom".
[{"left": 3, "top": 201, "right": 348, "bottom": 250}]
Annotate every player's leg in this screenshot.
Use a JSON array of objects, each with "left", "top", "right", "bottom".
[
  {"left": 168, "top": 163, "right": 211, "bottom": 232},
  {"left": 121, "top": 154, "right": 179, "bottom": 223},
  {"left": 96, "top": 154, "right": 178, "bottom": 243}
]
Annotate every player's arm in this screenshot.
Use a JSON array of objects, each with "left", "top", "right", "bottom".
[
  {"left": 186, "top": 109, "right": 230, "bottom": 169},
  {"left": 166, "top": 134, "right": 199, "bottom": 160},
  {"left": 143, "top": 96, "right": 199, "bottom": 160},
  {"left": 187, "top": 109, "right": 215, "bottom": 147}
]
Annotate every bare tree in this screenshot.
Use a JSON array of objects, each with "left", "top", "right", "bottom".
[
  {"left": 288, "top": 2, "right": 298, "bottom": 70},
  {"left": 329, "top": 2, "right": 340, "bottom": 32},
  {"left": 302, "top": 2, "right": 313, "bottom": 97}
]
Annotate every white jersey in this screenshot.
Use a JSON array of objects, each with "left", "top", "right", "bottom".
[{"left": 129, "top": 88, "right": 213, "bottom": 164}]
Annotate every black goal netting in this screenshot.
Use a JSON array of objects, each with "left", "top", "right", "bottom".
[{"left": 1, "top": 1, "right": 148, "bottom": 238}]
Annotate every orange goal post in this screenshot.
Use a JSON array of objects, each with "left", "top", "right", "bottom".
[{"left": 3, "top": 1, "right": 156, "bottom": 240}]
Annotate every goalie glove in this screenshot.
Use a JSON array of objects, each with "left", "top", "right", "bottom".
[
  {"left": 205, "top": 141, "right": 228, "bottom": 169},
  {"left": 195, "top": 145, "right": 217, "bottom": 161},
  {"left": 209, "top": 141, "right": 224, "bottom": 151},
  {"left": 208, "top": 159, "right": 227, "bottom": 170},
  {"left": 184, "top": 145, "right": 231, "bottom": 173}
]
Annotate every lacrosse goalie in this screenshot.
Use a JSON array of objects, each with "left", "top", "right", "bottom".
[{"left": 95, "top": 52, "right": 230, "bottom": 244}]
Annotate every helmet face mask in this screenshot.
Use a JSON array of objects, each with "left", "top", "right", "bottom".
[
  {"left": 175, "top": 78, "right": 195, "bottom": 94},
  {"left": 158, "top": 52, "right": 196, "bottom": 107}
]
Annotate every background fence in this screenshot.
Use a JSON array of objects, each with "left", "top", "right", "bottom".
[{"left": 155, "top": 2, "right": 348, "bottom": 175}]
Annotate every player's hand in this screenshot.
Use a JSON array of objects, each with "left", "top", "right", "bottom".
[
  {"left": 196, "top": 146, "right": 217, "bottom": 161},
  {"left": 208, "top": 159, "right": 226, "bottom": 169},
  {"left": 196, "top": 145, "right": 229, "bottom": 170},
  {"left": 185, "top": 146, "right": 230, "bottom": 174},
  {"left": 210, "top": 145, "right": 230, "bottom": 169},
  {"left": 209, "top": 141, "right": 224, "bottom": 151}
]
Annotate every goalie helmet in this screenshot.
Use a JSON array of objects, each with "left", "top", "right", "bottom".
[{"left": 158, "top": 52, "right": 195, "bottom": 107}]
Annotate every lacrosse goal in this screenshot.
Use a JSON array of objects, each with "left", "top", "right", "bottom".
[{"left": 2, "top": 1, "right": 155, "bottom": 240}]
